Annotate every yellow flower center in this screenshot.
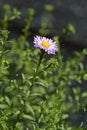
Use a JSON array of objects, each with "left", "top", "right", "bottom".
[{"left": 42, "top": 41, "right": 51, "bottom": 48}]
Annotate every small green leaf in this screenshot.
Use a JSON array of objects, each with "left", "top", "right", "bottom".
[
  {"left": 4, "top": 96, "right": 11, "bottom": 106},
  {"left": 22, "top": 114, "right": 35, "bottom": 121},
  {"left": 0, "top": 104, "right": 8, "bottom": 109}
]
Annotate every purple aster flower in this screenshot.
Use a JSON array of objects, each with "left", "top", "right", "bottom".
[{"left": 33, "top": 36, "right": 58, "bottom": 54}]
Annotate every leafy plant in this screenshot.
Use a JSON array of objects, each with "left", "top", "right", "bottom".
[{"left": 0, "top": 4, "right": 87, "bottom": 130}]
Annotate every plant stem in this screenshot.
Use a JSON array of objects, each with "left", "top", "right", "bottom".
[{"left": 30, "top": 50, "right": 45, "bottom": 91}]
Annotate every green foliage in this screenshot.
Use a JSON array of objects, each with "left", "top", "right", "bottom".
[
  {"left": 0, "top": 4, "right": 21, "bottom": 29},
  {"left": 0, "top": 4, "right": 87, "bottom": 130}
]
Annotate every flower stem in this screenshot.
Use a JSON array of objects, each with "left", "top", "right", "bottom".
[{"left": 30, "top": 50, "right": 45, "bottom": 91}]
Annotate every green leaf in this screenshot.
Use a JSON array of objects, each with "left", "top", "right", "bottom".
[
  {"left": 0, "top": 104, "right": 8, "bottom": 109},
  {"left": 25, "top": 103, "right": 35, "bottom": 116},
  {"left": 4, "top": 96, "right": 11, "bottom": 106},
  {"left": 22, "top": 114, "right": 35, "bottom": 121}
]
